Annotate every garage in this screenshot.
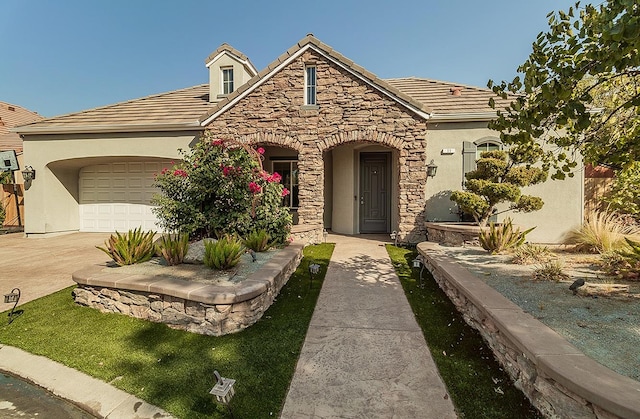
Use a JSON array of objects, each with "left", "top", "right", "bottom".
[{"left": 79, "top": 162, "right": 165, "bottom": 232}]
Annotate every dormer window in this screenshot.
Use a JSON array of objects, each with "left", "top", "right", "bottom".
[
  {"left": 305, "top": 65, "right": 317, "bottom": 105},
  {"left": 222, "top": 67, "right": 234, "bottom": 95}
]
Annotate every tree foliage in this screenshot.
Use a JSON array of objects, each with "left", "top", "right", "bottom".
[
  {"left": 450, "top": 150, "right": 547, "bottom": 226},
  {"left": 602, "top": 162, "right": 640, "bottom": 221},
  {"left": 488, "top": 0, "right": 640, "bottom": 177},
  {"left": 152, "top": 133, "right": 292, "bottom": 245}
]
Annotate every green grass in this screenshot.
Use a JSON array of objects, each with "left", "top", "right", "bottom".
[
  {"left": 386, "top": 245, "right": 542, "bottom": 419},
  {"left": 0, "top": 244, "right": 334, "bottom": 419}
]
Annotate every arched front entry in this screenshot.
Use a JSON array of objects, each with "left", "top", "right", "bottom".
[{"left": 324, "top": 142, "right": 399, "bottom": 235}]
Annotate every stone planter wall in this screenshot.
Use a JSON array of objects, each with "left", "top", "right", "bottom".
[
  {"left": 418, "top": 242, "right": 640, "bottom": 419},
  {"left": 425, "top": 222, "right": 481, "bottom": 246},
  {"left": 73, "top": 243, "right": 304, "bottom": 336}
]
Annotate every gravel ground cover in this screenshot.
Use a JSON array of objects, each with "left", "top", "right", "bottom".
[{"left": 435, "top": 245, "right": 640, "bottom": 382}]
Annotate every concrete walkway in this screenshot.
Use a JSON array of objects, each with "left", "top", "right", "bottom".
[{"left": 281, "top": 234, "right": 457, "bottom": 418}]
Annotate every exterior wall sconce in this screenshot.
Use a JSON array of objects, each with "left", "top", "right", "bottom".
[
  {"left": 22, "top": 166, "right": 36, "bottom": 182},
  {"left": 210, "top": 370, "right": 236, "bottom": 417},
  {"left": 426, "top": 160, "right": 438, "bottom": 177}
]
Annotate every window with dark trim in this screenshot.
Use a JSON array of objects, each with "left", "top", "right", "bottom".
[
  {"left": 222, "top": 67, "right": 234, "bottom": 95},
  {"left": 273, "top": 160, "right": 299, "bottom": 208},
  {"left": 305, "top": 65, "right": 317, "bottom": 105}
]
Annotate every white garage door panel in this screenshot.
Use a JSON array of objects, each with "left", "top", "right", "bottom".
[{"left": 79, "top": 162, "right": 164, "bottom": 232}]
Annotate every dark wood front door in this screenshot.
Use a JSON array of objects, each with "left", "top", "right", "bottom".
[{"left": 359, "top": 152, "right": 390, "bottom": 233}]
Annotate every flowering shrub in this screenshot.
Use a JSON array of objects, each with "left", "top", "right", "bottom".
[{"left": 152, "top": 133, "right": 292, "bottom": 245}]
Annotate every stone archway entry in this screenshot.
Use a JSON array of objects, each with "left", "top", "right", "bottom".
[{"left": 359, "top": 152, "right": 391, "bottom": 233}]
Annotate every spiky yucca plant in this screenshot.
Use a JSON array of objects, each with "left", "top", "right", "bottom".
[
  {"left": 204, "top": 235, "right": 245, "bottom": 270},
  {"left": 157, "top": 233, "right": 189, "bottom": 266},
  {"left": 243, "top": 229, "right": 271, "bottom": 252},
  {"left": 479, "top": 218, "right": 535, "bottom": 254},
  {"left": 564, "top": 210, "right": 640, "bottom": 254},
  {"left": 97, "top": 228, "right": 156, "bottom": 266}
]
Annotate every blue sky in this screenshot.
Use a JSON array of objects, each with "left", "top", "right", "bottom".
[{"left": 1, "top": 0, "right": 577, "bottom": 117}]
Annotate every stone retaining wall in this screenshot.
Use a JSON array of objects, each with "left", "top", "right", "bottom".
[
  {"left": 73, "top": 243, "right": 304, "bottom": 336},
  {"left": 425, "top": 222, "right": 481, "bottom": 246},
  {"left": 418, "top": 242, "right": 640, "bottom": 419}
]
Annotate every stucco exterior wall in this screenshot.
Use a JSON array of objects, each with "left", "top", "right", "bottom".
[
  {"left": 206, "top": 50, "right": 428, "bottom": 242},
  {"left": 208, "top": 55, "right": 255, "bottom": 103},
  {"left": 22, "top": 131, "right": 200, "bottom": 234},
  {"left": 424, "top": 122, "right": 584, "bottom": 243}
]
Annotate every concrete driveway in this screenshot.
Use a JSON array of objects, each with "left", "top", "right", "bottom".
[{"left": 0, "top": 232, "right": 112, "bottom": 307}]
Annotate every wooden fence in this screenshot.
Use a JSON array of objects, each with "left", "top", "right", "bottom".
[{"left": 2, "top": 184, "right": 24, "bottom": 227}]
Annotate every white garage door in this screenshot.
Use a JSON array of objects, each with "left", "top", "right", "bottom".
[{"left": 79, "top": 162, "right": 165, "bottom": 232}]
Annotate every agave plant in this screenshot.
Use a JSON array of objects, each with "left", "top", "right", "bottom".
[
  {"left": 97, "top": 228, "right": 156, "bottom": 266},
  {"left": 479, "top": 218, "right": 535, "bottom": 254},
  {"left": 243, "top": 229, "right": 271, "bottom": 252},
  {"left": 157, "top": 233, "right": 189, "bottom": 266},
  {"left": 204, "top": 235, "right": 245, "bottom": 270}
]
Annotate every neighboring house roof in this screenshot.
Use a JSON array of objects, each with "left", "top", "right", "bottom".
[
  {"left": 199, "top": 34, "right": 433, "bottom": 125},
  {"left": 16, "top": 35, "right": 516, "bottom": 135},
  {"left": 0, "top": 102, "right": 43, "bottom": 151},
  {"left": 15, "top": 85, "right": 211, "bottom": 134},
  {"left": 386, "top": 77, "right": 513, "bottom": 121}
]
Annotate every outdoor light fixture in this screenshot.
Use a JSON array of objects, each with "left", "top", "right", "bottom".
[
  {"left": 4, "top": 288, "right": 21, "bottom": 324},
  {"left": 426, "top": 160, "right": 438, "bottom": 178},
  {"left": 210, "top": 370, "right": 236, "bottom": 417},
  {"left": 323, "top": 229, "right": 328, "bottom": 243},
  {"left": 412, "top": 256, "right": 426, "bottom": 288},
  {"left": 390, "top": 231, "right": 398, "bottom": 246},
  {"left": 21, "top": 166, "right": 35, "bottom": 182},
  {"left": 248, "top": 249, "right": 257, "bottom": 262}
]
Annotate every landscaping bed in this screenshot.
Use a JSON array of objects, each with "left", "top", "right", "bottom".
[{"left": 434, "top": 245, "right": 640, "bottom": 382}]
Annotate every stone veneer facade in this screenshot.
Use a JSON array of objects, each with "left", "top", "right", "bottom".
[{"left": 206, "top": 50, "right": 428, "bottom": 243}]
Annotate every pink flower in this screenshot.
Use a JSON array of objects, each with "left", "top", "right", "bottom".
[
  {"left": 256, "top": 147, "right": 265, "bottom": 155},
  {"left": 212, "top": 139, "right": 224, "bottom": 146},
  {"left": 269, "top": 172, "right": 282, "bottom": 183},
  {"left": 259, "top": 170, "right": 270, "bottom": 181},
  {"left": 281, "top": 187, "right": 290, "bottom": 197},
  {"left": 161, "top": 168, "right": 169, "bottom": 175},
  {"left": 249, "top": 182, "right": 262, "bottom": 194},
  {"left": 222, "top": 166, "right": 233, "bottom": 177},
  {"left": 173, "top": 169, "right": 188, "bottom": 178}
]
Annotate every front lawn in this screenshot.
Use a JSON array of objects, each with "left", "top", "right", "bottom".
[{"left": 0, "top": 244, "right": 334, "bottom": 419}]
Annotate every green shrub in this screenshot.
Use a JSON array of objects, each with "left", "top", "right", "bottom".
[
  {"left": 204, "top": 235, "right": 245, "bottom": 270},
  {"left": 564, "top": 209, "right": 640, "bottom": 253},
  {"left": 0, "top": 202, "right": 5, "bottom": 226},
  {"left": 533, "top": 259, "right": 569, "bottom": 281},
  {"left": 157, "top": 233, "right": 189, "bottom": 266},
  {"left": 244, "top": 229, "right": 270, "bottom": 252},
  {"left": 511, "top": 244, "right": 552, "bottom": 265},
  {"left": 479, "top": 218, "right": 534, "bottom": 254},
  {"left": 601, "top": 238, "right": 640, "bottom": 280},
  {"left": 97, "top": 228, "right": 156, "bottom": 266},
  {"left": 602, "top": 162, "right": 640, "bottom": 222},
  {"left": 450, "top": 149, "right": 546, "bottom": 226},
  {"left": 152, "top": 134, "right": 292, "bottom": 245}
]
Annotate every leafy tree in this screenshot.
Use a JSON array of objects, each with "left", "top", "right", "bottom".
[
  {"left": 488, "top": 0, "right": 640, "bottom": 177},
  {"left": 602, "top": 162, "right": 640, "bottom": 221},
  {"left": 450, "top": 150, "right": 547, "bottom": 226},
  {"left": 152, "top": 133, "right": 292, "bottom": 245}
]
